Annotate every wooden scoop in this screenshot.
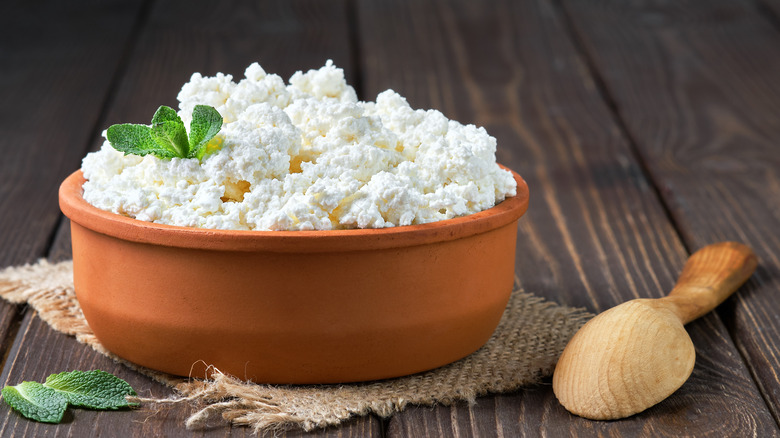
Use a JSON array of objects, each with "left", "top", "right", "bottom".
[{"left": 552, "top": 241, "right": 757, "bottom": 420}]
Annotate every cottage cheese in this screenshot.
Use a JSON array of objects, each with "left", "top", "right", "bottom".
[{"left": 81, "top": 61, "right": 517, "bottom": 230}]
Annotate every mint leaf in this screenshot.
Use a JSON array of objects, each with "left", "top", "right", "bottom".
[
  {"left": 106, "top": 105, "right": 223, "bottom": 161},
  {"left": 106, "top": 124, "right": 178, "bottom": 159},
  {"left": 151, "top": 105, "right": 191, "bottom": 158},
  {"left": 2, "top": 381, "right": 68, "bottom": 423},
  {"left": 44, "top": 370, "right": 138, "bottom": 410},
  {"left": 2, "top": 370, "right": 138, "bottom": 424},
  {"left": 188, "top": 104, "right": 223, "bottom": 159},
  {"left": 151, "top": 105, "right": 181, "bottom": 125},
  {"left": 151, "top": 119, "right": 190, "bottom": 158}
]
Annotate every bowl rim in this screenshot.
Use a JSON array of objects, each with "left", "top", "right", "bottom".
[{"left": 59, "top": 166, "right": 529, "bottom": 253}]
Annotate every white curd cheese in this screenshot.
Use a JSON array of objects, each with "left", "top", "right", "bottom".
[{"left": 81, "top": 60, "right": 517, "bottom": 231}]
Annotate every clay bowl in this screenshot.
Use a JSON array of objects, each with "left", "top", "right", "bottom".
[{"left": 58, "top": 167, "right": 529, "bottom": 384}]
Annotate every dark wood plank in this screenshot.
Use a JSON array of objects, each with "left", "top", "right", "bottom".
[
  {"left": 1, "top": 0, "right": 381, "bottom": 436},
  {"left": 357, "top": 0, "right": 779, "bottom": 435},
  {"left": 0, "top": 0, "right": 145, "bottom": 266},
  {"left": 391, "top": 354, "right": 768, "bottom": 438},
  {"left": 0, "top": 0, "right": 149, "bottom": 429},
  {"left": 561, "top": 0, "right": 780, "bottom": 425},
  {"left": 759, "top": 0, "right": 780, "bottom": 21},
  {"left": 0, "top": 0, "right": 146, "bottom": 386}
]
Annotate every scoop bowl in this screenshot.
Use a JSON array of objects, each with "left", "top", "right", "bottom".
[{"left": 553, "top": 242, "right": 757, "bottom": 419}]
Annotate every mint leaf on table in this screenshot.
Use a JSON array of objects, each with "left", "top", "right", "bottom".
[
  {"left": 189, "top": 104, "right": 223, "bottom": 160},
  {"left": 43, "top": 370, "right": 138, "bottom": 410},
  {"left": 107, "top": 105, "right": 223, "bottom": 161},
  {"left": 1, "top": 370, "right": 138, "bottom": 424},
  {"left": 1, "top": 381, "right": 68, "bottom": 423}
]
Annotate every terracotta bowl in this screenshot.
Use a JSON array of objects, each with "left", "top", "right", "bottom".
[{"left": 59, "top": 167, "right": 529, "bottom": 384}]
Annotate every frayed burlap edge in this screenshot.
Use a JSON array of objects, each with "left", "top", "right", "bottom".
[{"left": 0, "top": 259, "right": 591, "bottom": 434}]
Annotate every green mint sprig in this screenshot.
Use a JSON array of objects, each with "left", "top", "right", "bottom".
[
  {"left": 107, "top": 104, "right": 223, "bottom": 160},
  {"left": 1, "top": 370, "right": 138, "bottom": 423},
  {"left": 1, "top": 381, "right": 66, "bottom": 423}
]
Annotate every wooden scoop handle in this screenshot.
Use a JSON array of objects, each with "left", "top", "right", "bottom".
[{"left": 662, "top": 242, "right": 757, "bottom": 324}]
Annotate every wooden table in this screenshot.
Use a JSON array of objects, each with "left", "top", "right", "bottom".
[{"left": 2, "top": 0, "right": 779, "bottom": 436}]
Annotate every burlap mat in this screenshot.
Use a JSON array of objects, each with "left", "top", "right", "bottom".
[{"left": 0, "top": 259, "right": 591, "bottom": 434}]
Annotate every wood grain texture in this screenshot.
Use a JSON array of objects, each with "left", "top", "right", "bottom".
[
  {"left": 357, "top": 0, "right": 779, "bottom": 435},
  {"left": 0, "top": 0, "right": 382, "bottom": 436},
  {"left": 0, "top": 0, "right": 144, "bottom": 266},
  {"left": 665, "top": 241, "right": 757, "bottom": 324},
  {"left": 758, "top": 0, "right": 780, "bottom": 24},
  {"left": 391, "top": 367, "right": 771, "bottom": 438},
  {"left": 561, "top": 0, "right": 780, "bottom": 424},
  {"left": 0, "top": 0, "right": 146, "bottom": 392}
]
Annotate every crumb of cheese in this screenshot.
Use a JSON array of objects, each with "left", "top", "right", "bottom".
[{"left": 81, "top": 60, "right": 517, "bottom": 230}]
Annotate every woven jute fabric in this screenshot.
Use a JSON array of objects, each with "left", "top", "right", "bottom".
[{"left": 0, "top": 259, "right": 591, "bottom": 434}]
